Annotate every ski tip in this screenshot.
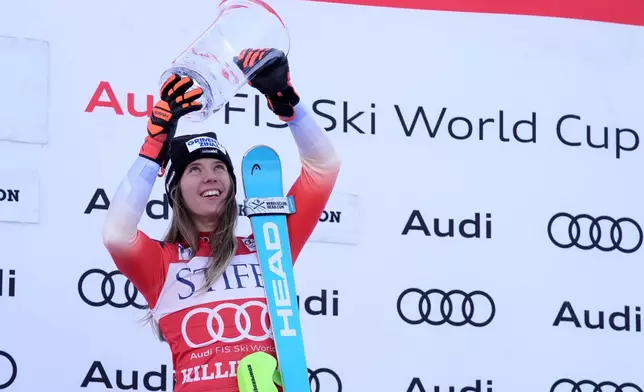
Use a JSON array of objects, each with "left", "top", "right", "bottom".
[
  {"left": 242, "top": 144, "right": 279, "bottom": 160},
  {"left": 240, "top": 144, "right": 284, "bottom": 197},
  {"left": 241, "top": 144, "right": 281, "bottom": 173}
]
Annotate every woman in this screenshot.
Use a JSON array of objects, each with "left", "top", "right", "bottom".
[{"left": 102, "top": 48, "right": 341, "bottom": 392}]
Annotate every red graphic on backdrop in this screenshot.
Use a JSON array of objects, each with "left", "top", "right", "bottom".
[
  {"left": 85, "top": 81, "right": 154, "bottom": 117},
  {"left": 306, "top": 0, "right": 644, "bottom": 27}
]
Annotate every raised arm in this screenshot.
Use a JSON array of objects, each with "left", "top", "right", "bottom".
[
  {"left": 284, "top": 102, "right": 341, "bottom": 261},
  {"left": 102, "top": 156, "right": 172, "bottom": 308},
  {"left": 233, "top": 48, "right": 342, "bottom": 262},
  {"left": 102, "top": 74, "right": 204, "bottom": 307}
]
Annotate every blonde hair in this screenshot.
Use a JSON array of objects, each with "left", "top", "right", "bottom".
[{"left": 143, "top": 174, "right": 239, "bottom": 341}]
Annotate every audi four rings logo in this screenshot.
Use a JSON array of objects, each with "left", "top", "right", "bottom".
[
  {"left": 0, "top": 351, "right": 17, "bottom": 390},
  {"left": 397, "top": 288, "right": 495, "bottom": 327},
  {"left": 78, "top": 269, "right": 147, "bottom": 309},
  {"left": 551, "top": 379, "right": 642, "bottom": 392},
  {"left": 182, "top": 302, "right": 271, "bottom": 348},
  {"left": 309, "top": 368, "right": 342, "bottom": 392},
  {"left": 547, "top": 213, "right": 643, "bottom": 253}
]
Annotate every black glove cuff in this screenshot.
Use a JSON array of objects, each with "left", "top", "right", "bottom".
[
  {"left": 269, "top": 86, "right": 300, "bottom": 105},
  {"left": 266, "top": 86, "right": 300, "bottom": 119}
]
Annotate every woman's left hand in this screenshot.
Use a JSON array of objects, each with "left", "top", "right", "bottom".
[{"left": 233, "top": 48, "right": 300, "bottom": 122}]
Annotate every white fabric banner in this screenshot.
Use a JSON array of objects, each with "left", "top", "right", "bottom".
[{"left": 0, "top": 35, "right": 50, "bottom": 144}]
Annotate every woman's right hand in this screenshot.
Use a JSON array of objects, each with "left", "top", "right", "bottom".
[{"left": 138, "top": 74, "right": 203, "bottom": 169}]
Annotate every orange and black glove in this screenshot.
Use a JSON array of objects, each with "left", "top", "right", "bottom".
[
  {"left": 139, "top": 74, "right": 203, "bottom": 169},
  {"left": 233, "top": 48, "right": 300, "bottom": 122}
]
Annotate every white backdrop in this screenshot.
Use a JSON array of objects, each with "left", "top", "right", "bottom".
[{"left": 1, "top": 0, "right": 644, "bottom": 391}]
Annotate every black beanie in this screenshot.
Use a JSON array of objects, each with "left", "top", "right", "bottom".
[{"left": 164, "top": 132, "right": 237, "bottom": 208}]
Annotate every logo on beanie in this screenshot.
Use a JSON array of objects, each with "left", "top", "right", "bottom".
[{"left": 186, "top": 136, "right": 227, "bottom": 154}]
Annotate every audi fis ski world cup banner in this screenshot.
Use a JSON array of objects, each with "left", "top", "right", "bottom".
[{"left": 1, "top": 0, "right": 644, "bottom": 391}]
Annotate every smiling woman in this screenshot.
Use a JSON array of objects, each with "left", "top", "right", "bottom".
[
  {"left": 162, "top": 132, "right": 238, "bottom": 233},
  {"left": 180, "top": 158, "right": 232, "bottom": 226},
  {"left": 101, "top": 48, "right": 341, "bottom": 392}
]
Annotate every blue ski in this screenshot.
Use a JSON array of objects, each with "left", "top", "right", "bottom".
[{"left": 241, "top": 144, "right": 310, "bottom": 392}]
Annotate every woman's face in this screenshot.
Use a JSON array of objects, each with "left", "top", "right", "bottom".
[{"left": 179, "top": 158, "right": 232, "bottom": 222}]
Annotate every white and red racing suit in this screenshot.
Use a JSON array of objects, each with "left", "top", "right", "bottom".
[{"left": 102, "top": 102, "right": 341, "bottom": 392}]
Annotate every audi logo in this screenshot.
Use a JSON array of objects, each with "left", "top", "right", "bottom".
[
  {"left": 309, "top": 367, "right": 342, "bottom": 392},
  {"left": 0, "top": 351, "right": 17, "bottom": 390},
  {"left": 181, "top": 302, "right": 271, "bottom": 348},
  {"left": 397, "top": 288, "right": 495, "bottom": 327},
  {"left": 551, "top": 379, "right": 643, "bottom": 392},
  {"left": 547, "top": 213, "right": 643, "bottom": 253},
  {"left": 78, "top": 269, "right": 147, "bottom": 309}
]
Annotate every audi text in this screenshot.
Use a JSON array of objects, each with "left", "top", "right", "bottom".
[
  {"left": 81, "top": 361, "right": 172, "bottom": 391},
  {"left": 553, "top": 301, "right": 642, "bottom": 332},
  {"left": 190, "top": 344, "right": 276, "bottom": 360},
  {"left": 85, "top": 81, "right": 376, "bottom": 135},
  {"left": 402, "top": 211, "right": 492, "bottom": 239},
  {"left": 407, "top": 378, "right": 493, "bottom": 392},
  {"left": 0, "top": 269, "right": 16, "bottom": 297},
  {"left": 85, "top": 189, "right": 170, "bottom": 220}
]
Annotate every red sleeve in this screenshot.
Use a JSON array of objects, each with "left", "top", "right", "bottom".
[
  {"left": 285, "top": 162, "right": 340, "bottom": 263},
  {"left": 104, "top": 230, "right": 174, "bottom": 309},
  {"left": 242, "top": 101, "right": 341, "bottom": 263}
]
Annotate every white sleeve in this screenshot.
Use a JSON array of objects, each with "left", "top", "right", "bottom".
[
  {"left": 286, "top": 101, "right": 341, "bottom": 172},
  {"left": 102, "top": 156, "right": 160, "bottom": 247}
]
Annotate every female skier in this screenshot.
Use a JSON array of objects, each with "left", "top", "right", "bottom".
[{"left": 102, "top": 48, "right": 341, "bottom": 392}]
